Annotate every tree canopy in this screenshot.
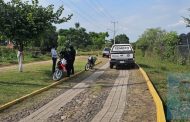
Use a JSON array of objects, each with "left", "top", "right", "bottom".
[
  {"left": 183, "top": 9, "right": 190, "bottom": 27},
  {"left": 0, "top": 0, "right": 72, "bottom": 50},
  {"left": 58, "top": 23, "right": 109, "bottom": 51},
  {"left": 136, "top": 28, "right": 179, "bottom": 60},
  {"left": 114, "top": 34, "right": 129, "bottom": 44}
]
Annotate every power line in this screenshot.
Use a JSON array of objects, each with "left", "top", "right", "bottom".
[
  {"left": 92, "top": 0, "right": 115, "bottom": 20},
  {"left": 43, "top": 0, "right": 108, "bottom": 33},
  {"left": 58, "top": 0, "right": 91, "bottom": 23},
  {"left": 65, "top": 0, "right": 107, "bottom": 31},
  {"left": 86, "top": 0, "right": 111, "bottom": 21}
]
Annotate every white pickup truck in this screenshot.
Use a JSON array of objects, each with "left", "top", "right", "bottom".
[{"left": 109, "top": 44, "right": 135, "bottom": 68}]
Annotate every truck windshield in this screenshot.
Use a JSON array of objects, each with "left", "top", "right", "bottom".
[
  {"left": 112, "top": 45, "right": 131, "bottom": 52},
  {"left": 104, "top": 48, "right": 110, "bottom": 51}
]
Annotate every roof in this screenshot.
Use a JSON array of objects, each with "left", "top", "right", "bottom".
[{"left": 112, "top": 44, "right": 131, "bottom": 46}]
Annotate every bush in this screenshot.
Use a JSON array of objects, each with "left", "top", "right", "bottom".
[
  {"left": 0, "top": 47, "right": 16, "bottom": 62},
  {"left": 178, "top": 57, "right": 187, "bottom": 65}
]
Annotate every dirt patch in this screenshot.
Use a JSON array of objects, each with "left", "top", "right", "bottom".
[{"left": 121, "top": 69, "right": 156, "bottom": 122}]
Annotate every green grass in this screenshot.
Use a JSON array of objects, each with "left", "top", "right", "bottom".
[
  {"left": 0, "top": 57, "right": 86, "bottom": 105},
  {"left": 135, "top": 50, "right": 190, "bottom": 121},
  {"left": 77, "top": 50, "right": 102, "bottom": 56},
  {"left": 0, "top": 53, "right": 50, "bottom": 67}
]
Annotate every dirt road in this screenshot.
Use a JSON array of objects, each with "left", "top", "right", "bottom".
[{"left": 0, "top": 60, "right": 156, "bottom": 122}]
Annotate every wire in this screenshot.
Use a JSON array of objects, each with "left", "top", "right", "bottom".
[
  {"left": 43, "top": 0, "right": 108, "bottom": 32},
  {"left": 65, "top": 0, "right": 108, "bottom": 31},
  {"left": 85, "top": 0, "right": 110, "bottom": 21},
  {"left": 91, "top": 0, "right": 115, "bottom": 21}
]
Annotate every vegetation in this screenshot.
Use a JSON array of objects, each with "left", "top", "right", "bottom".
[
  {"left": 0, "top": 0, "right": 72, "bottom": 71},
  {"left": 30, "top": 26, "right": 59, "bottom": 52},
  {"left": 135, "top": 22, "right": 190, "bottom": 121},
  {"left": 0, "top": 0, "right": 72, "bottom": 50},
  {"left": 0, "top": 57, "right": 86, "bottom": 105},
  {"left": 136, "top": 28, "right": 179, "bottom": 60},
  {"left": 136, "top": 49, "right": 190, "bottom": 121},
  {"left": 0, "top": 46, "right": 50, "bottom": 66},
  {"left": 183, "top": 9, "right": 190, "bottom": 27},
  {"left": 58, "top": 23, "right": 109, "bottom": 51},
  {"left": 135, "top": 27, "right": 190, "bottom": 66},
  {"left": 114, "top": 34, "right": 129, "bottom": 44}
]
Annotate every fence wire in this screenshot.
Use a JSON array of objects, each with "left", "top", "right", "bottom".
[{"left": 175, "top": 44, "right": 190, "bottom": 65}]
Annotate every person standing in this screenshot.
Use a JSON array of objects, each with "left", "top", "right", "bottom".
[
  {"left": 51, "top": 45, "right": 57, "bottom": 74},
  {"left": 64, "top": 48, "right": 72, "bottom": 77},
  {"left": 17, "top": 46, "right": 24, "bottom": 72},
  {"left": 69, "top": 45, "right": 76, "bottom": 74},
  {"left": 60, "top": 47, "right": 71, "bottom": 77}
]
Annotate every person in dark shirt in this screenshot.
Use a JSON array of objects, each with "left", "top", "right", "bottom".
[
  {"left": 59, "top": 48, "right": 66, "bottom": 59},
  {"left": 60, "top": 47, "right": 72, "bottom": 77},
  {"left": 69, "top": 45, "right": 76, "bottom": 74}
]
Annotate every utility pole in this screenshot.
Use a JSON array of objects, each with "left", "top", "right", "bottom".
[
  {"left": 187, "top": 37, "right": 190, "bottom": 64},
  {"left": 111, "top": 21, "right": 117, "bottom": 44}
]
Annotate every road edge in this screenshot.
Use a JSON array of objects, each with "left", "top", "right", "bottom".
[
  {"left": 0, "top": 61, "right": 102, "bottom": 111},
  {"left": 138, "top": 66, "right": 166, "bottom": 122}
]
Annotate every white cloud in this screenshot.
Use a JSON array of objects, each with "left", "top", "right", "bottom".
[{"left": 167, "top": 20, "right": 186, "bottom": 27}]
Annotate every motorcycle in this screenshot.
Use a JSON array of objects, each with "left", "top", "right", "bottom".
[
  {"left": 53, "top": 58, "right": 67, "bottom": 81},
  {"left": 85, "top": 56, "right": 96, "bottom": 71}
]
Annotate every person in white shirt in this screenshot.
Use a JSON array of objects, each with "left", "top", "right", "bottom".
[
  {"left": 17, "top": 48, "right": 24, "bottom": 72},
  {"left": 51, "top": 45, "right": 57, "bottom": 74}
]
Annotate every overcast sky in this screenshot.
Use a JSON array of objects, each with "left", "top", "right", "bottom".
[{"left": 5, "top": 0, "right": 190, "bottom": 42}]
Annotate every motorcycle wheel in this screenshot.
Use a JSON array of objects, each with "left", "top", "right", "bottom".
[
  {"left": 53, "top": 69, "right": 63, "bottom": 81},
  {"left": 85, "top": 63, "right": 90, "bottom": 71}
]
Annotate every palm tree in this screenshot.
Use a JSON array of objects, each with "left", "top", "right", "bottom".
[{"left": 75, "top": 22, "right": 80, "bottom": 30}]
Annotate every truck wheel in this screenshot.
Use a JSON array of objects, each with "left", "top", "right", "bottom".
[
  {"left": 132, "top": 63, "right": 135, "bottom": 68},
  {"left": 110, "top": 64, "right": 113, "bottom": 69}
]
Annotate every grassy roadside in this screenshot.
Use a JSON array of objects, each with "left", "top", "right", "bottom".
[
  {"left": 0, "top": 56, "right": 87, "bottom": 106},
  {"left": 0, "top": 49, "right": 101, "bottom": 67},
  {"left": 135, "top": 50, "right": 190, "bottom": 121},
  {"left": 0, "top": 53, "right": 50, "bottom": 67},
  {"left": 77, "top": 50, "right": 102, "bottom": 56}
]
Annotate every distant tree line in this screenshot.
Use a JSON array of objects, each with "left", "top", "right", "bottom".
[{"left": 57, "top": 23, "right": 109, "bottom": 51}]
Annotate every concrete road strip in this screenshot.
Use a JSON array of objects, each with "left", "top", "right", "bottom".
[
  {"left": 19, "top": 63, "right": 109, "bottom": 122},
  {"left": 91, "top": 70, "right": 129, "bottom": 122}
]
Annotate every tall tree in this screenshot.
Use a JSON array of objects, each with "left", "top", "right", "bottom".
[
  {"left": 58, "top": 23, "right": 90, "bottom": 49},
  {"left": 136, "top": 28, "right": 165, "bottom": 56},
  {"left": 114, "top": 34, "right": 129, "bottom": 44},
  {"left": 184, "top": 9, "right": 190, "bottom": 27},
  {"left": 58, "top": 23, "right": 109, "bottom": 50},
  {"left": 75, "top": 22, "right": 80, "bottom": 29},
  {"left": 136, "top": 28, "right": 179, "bottom": 60},
  {"left": 0, "top": 0, "right": 72, "bottom": 71},
  {"left": 89, "top": 32, "right": 109, "bottom": 49}
]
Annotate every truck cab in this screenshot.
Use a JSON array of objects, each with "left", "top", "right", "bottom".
[{"left": 109, "top": 44, "right": 135, "bottom": 68}]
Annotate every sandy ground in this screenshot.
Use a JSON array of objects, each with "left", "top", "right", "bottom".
[{"left": 121, "top": 68, "right": 156, "bottom": 122}]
